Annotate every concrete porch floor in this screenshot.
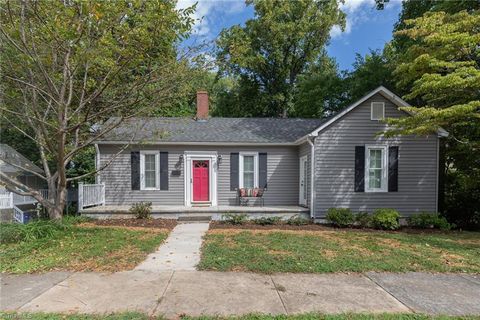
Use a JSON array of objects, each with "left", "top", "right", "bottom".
[{"left": 80, "top": 205, "right": 310, "bottom": 220}]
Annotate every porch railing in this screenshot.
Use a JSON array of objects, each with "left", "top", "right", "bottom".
[
  {"left": 0, "top": 189, "right": 49, "bottom": 209},
  {"left": 13, "top": 205, "right": 24, "bottom": 223},
  {"left": 78, "top": 183, "right": 105, "bottom": 212},
  {"left": 0, "top": 192, "right": 13, "bottom": 209}
]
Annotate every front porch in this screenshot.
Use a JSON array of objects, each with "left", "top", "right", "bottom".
[{"left": 80, "top": 205, "right": 310, "bottom": 220}]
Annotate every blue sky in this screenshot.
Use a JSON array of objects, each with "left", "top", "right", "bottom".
[{"left": 177, "top": 0, "right": 402, "bottom": 71}]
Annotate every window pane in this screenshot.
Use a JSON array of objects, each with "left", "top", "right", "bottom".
[
  {"left": 244, "top": 172, "right": 254, "bottom": 188},
  {"left": 145, "top": 154, "right": 156, "bottom": 171},
  {"left": 369, "top": 149, "right": 382, "bottom": 169},
  {"left": 243, "top": 156, "right": 254, "bottom": 172},
  {"left": 369, "top": 169, "right": 382, "bottom": 189},
  {"left": 144, "top": 154, "right": 157, "bottom": 188},
  {"left": 145, "top": 171, "right": 155, "bottom": 188}
]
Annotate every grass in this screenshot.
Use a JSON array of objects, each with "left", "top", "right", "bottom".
[
  {"left": 1, "top": 313, "right": 478, "bottom": 320},
  {"left": 198, "top": 229, "right": 480, "bottom": 273},
  {"left": 0, "top": 222, "right": 168, "bottom": 274}
]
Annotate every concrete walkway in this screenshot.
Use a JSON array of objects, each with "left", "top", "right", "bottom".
[
  {"left": 135, "top": 223, "right": 210, "bottom": 271},
  {"left": 2, "top": 271, "right": 479, "bottom": 318}
]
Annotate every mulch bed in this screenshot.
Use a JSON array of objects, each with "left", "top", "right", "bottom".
[
  {"left": 209, "top": 221, "right": 453, "bottom": 234},
  {"left": 209, "top": 221, "right": 331, "bottom": 231},
  {"left": 88, "top": 218, "right": 177, "bottom": 230}
]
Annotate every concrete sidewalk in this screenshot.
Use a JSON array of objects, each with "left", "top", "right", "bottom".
[
  {"left": 135, "top": 223, "right": 209, "bottom": 271},
  {"left": 2, "top": 271, "right": 479, "bottom": 318}
]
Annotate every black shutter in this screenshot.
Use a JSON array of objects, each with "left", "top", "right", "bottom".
[
  {"left": 131, "top": 151, "right": 140, "bottom": 190},
  {"left": 230, "top": 153, "right": 239, "bottom": 191},
  {"left": 160, "top": 152, "right": 169, "bottom": 190},
  {"left": 388, "top": 146, "right": 399, "bottom": 192},
  {"left": 354, "top": 146, "right": 365, "bottom": 192},
  {"left": 259, "top": 153, "right": 268, "bottom": 189}
]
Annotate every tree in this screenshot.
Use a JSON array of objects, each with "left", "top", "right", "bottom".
[
  {"left": 216, "top": 0, "right": 345, "bottom": 117},
  {"left": 386, "top": 10, "right": 480, "bottom": 228},
  {"left": 391, "top": 0, "right": 479, "bottom": 56},
  {"left": 344, "top": 48, "right": 396, "bottom": 104},
  {"left": 293, "top": 54, "right": 347, "bottom": 118},
  {"left": 0, "top": 0, "right": 193, "bottom": 219}
]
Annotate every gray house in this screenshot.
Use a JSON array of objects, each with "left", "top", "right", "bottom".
[{"left": 85, "top": 87, "right": 447, "bottom": 219}]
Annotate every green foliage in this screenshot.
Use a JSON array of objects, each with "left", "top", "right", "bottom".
[
  {"left": 252, "top": 216, "right": 282, "bottom": 226},
  {"left": 326, "top": 208, "right": 354, "bottom": 228},
  {"left": 409, "top": 212, "right": 452, "bottom": 230},
  {"left": 129, "top": 202, "right": 152, "bottom": 219},
  {"left": 0, "top": 219, "right": 77, "bottom": 244},
  {"left": 0, "top": 1, "right": 195, "bottom": 219},
  {"left": 387, "top": 10, "right": 480, "bottom": 230},
  {"left": 286, "top": 215, "right": 310, "bottom": 226},
  {"left": 344, "top": 48, "right": 397, "bottom": 104},
  {"left": 355, "top": 212, "right": 372, "bottom": 228},
  {"left": 388, "top": 10, "right": 480, "bottom": 136},
  {"left": 222, "top": 213, "right": 248, "bottom": 225},
  {"left": 294, "top": 54, "right": 348, "bottom": 117},
  {"left": 66, "top": 147, "right": 96, "bottom": 186},
  {"left": 371, "top": 209, "right": 400, "bottom": 230},
  {"left": 215, "top": 0, "right": 345, "bottom": 117}
]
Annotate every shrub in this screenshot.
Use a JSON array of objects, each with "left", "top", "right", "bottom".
[
  {"left": 286, "top": 214, "right": 310, "bottom": 226},
  {"left": 0, "top": 219, "right": 73, "bottom": 244},
  {"left": 129, "top": 202, "right": 152, "bottom": 219},
  {"left": 326, "top": 208, "right": 354, "bottom": 227},
  {"left": 252, "top": 216, "right": 282, "bottom": 225},
  {"left": 371, "top": 208, "right": 400, "bottom": 230},
  {"left": 0, "top": 223, "right": 24, "bottom": 244},
  {"left": 355, "top": 212, "right": 372, "bottom": 228},
  {"left": 409, "top": 212, "right": 452, "bottom": 230},
  {"left": 222, "top": 213, "right": 248, "bottom": 225}
]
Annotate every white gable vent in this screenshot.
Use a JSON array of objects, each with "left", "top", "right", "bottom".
[{"left": 371, "top": 102, "right": 385, "bottom": 120}]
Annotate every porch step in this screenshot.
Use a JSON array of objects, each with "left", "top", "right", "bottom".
[{"left": 177, "top": 215, "right": 212, "bottom": 222}]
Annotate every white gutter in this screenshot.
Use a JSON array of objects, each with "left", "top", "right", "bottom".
[
  {"left": 306, "top": 134, "right": 317, "bottom": 218},
  {"left": 95, "top": 141, "right": 298, "bottom": 146}
]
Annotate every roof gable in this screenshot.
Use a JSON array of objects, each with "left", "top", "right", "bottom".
[{"left": 304, "top": 86, "right": 448, "bottom": 138}]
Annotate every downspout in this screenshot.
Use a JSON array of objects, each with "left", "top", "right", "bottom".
[
  {"left": 306, "top": 134, "right": 317, "bottom": 219},
  {"left": 94, "top": 144, "right": 100, "bottom": 184}
]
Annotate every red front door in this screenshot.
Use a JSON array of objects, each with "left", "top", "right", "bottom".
[{"left": 193, "top": 160, "right": 209, "bottom": 201}]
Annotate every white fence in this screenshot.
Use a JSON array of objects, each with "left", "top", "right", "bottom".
[
  {"left": 0, "top": 192, "right": 13, "bottom": 209},
  {"left": 13, "top": 205, "right": 24, "bottom": 223},
  {"left": 78, "top": 183, "right": 105, "bottom": 212},
  {"left": 0, "top": 189, "right": 48, "bottom": 209}
]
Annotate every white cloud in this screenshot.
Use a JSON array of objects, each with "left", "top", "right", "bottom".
[{"left": 176, "top": 0, "right": 247, "bottom": 37}]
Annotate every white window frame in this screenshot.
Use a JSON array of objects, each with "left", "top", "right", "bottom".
[
  {"left": 371, "top": 102, "right": 385, "bottom": 120},
  {"left": 365, "top": 145, "right": 388, "bottom": 192},
  {"left": 239, "top": 152, "right": 259, "bottom": 189},
  {"left": 140, "top": 151, "right": 160, "bottom": 190}
]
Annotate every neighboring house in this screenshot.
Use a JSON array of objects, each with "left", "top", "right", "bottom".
[
  {"left": 91, "top": 87, "right": 447, "bottom": 219},
  {"left": 0, "top": 144, "right": 44, "bottom": 191}
]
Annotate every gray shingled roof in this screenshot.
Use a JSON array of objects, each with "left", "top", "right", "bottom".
[
  {"left": 0, "top": 144, "right": 43, "bottom": 174},
  {"left": 99, "top": 117, "right": 327, "bottom": 143}
]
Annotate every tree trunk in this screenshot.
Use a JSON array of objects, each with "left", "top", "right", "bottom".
[{"left": 48, "top": 205, "right": 63, "bottom": 220}]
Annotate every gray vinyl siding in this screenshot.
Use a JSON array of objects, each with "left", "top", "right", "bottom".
[
  {"left": 98, "top": 145, "right": 299, "bottom": 206},
  {"left": 313, "top": 93, "right": 438, "bottom": 217},
  {"left": 298, "top": 142, "right": 311, "bottom": 208}
]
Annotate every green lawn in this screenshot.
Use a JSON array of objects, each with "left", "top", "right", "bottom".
[
  {"left": 1, "top": 313, "right": 477, "bottom": 320},
  {"left": 0, "top": 225, "right": 168, "bottom": 274},
  {"left": 198, "top": 229, "right": 480, "bottom": 273}
]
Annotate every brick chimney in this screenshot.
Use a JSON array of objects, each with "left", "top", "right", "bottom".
[{"left": 196, "top": 90, "right": 209, "bottom": 120}]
